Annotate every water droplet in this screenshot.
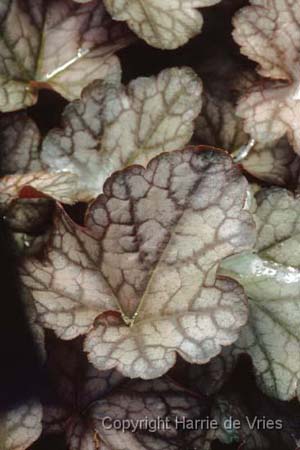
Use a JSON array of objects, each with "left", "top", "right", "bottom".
[{"left": 24, "top": 239, "right": 31, "bottom": 248}]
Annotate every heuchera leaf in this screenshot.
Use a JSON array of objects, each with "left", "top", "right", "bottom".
[
  {"left": 44, "top": 338, "right": 206, "bottom": 450},
  {"left": 22, "top": 287, "right": 46, "bottom": 363},
  {"left": 103, "top": 0, "right": 221, "bottom": 49},
  {"left": 220, "top": 188, "right": 300, "bottom": 400},
  {"left": 194, "top": 71, "right": 300, "bottom": 187},
  {"left": 41, "top": 68, "right": 203, "bottom": 199},
  {"left": 241, "top": 139, "right": 300, "bottom": 188},
  {"left": 22, "top": 148, "right": 255, "bottom": 379},
  {"left": 0, "top": 0, "right": 132, "bottom": 111},
  {"left": 0, "top": 171, "right": 79, "bottom": 206},
  {"left": 2, "top": 198, "right": 54, "bottom": 235},
  {"left": 194, "top": 90, "right": 246, "bottom": 151},
  {"left": 233, "top": 0, "right": 300, "bottom": 154},
  {"left": 0, "top": 400, "right": 42, "bottom": 450}
]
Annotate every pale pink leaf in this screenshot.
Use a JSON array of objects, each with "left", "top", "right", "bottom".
[
  {"left": 233, "top": 1, "right": 300, "bottom": 153},
  {"left": 83, "top": 149, "right": 254, "bottom": 379},
  {"left": 41, "top": 68, "right": 203, "bottom": 199},
  {"left": 242, "top": 137, "right": 300, "bottom": 187},
  {"left": 194, "top": 81, "right": 300, "bottom": 187},
  {"left": 103, "top": 0, "right": 221, "bottom": 49},
  {"left": 0, "top": 0, "right": 132, "bottom": 111},
  {"left": 0, "top": 172, "right": 79, "bottom": 206},
  {"left": 21, "top": 209, "right": 117, "bottom": 340},
  {"left": 22, "top": 148, "right": 255, "bottom": 377}
]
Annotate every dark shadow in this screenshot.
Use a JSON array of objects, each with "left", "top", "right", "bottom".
[
  {"left": 30, "top": 434, "right": 67, "bottom": 450},
  {"left": 0, "top": 218, "right": 47, "bottom": 411}
]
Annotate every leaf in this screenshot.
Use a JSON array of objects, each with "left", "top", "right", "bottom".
[
  {"left": 21, "top": 208, "right": 117, "bottom": 340},
  {"left": 0, "top": 400, "right": 42, "bottom": 450},
  {"left": 194, "top": 90, "right": 246, "bottom": 151},
  {"left": 23, "top": 148, "right": 255, "bottom": 378},
  {"left": 0, "top": 113, "right": 43, "bottom": 176},
  {"left": 2, "top": 198, "right": 54, "bottom": 234},
  {"left": 22, "top": 287, "right": 46, "bottom": 363},
  {"left": 193, "top": 70, "right": 300, "bottom": 187},
  {"left": 169, "top": 347, "right": 237, "bottom": 398},
  {"left": 193, "top": 66, "right": 256, "bottom": 151},
  {"left": 0, "top": 172, "right": 80, "bottom": 206},
  {"left": 0, "top": 0, "right": 132, "bottom": 112},
  {"left": 41, "top": 68, "right": 203, "bottom": 199},
  {"left": 242, "top": 139, "right": 300, "bottom": 188},
  {"left": 103, "top": 0, "right": 221, "bottom": 49},
  {"left": 1, "top": 198, "right": 54, "bottom": 256},
  {"left": 44, "top": 337, "right": 206, "bottom": 450},
  {"left": 233, "top": 0, "right": 300, "bottom": 154},
  {"left": 220, "top": 188, "right": 300, "bottom": 400}
]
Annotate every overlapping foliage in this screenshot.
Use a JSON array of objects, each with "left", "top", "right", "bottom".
[{"left": 1, "top": 1, "right": 300, "bottom": 449}]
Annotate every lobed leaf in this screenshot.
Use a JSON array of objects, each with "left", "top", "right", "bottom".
[
  {"left": 0, "top": 0, "right": 132, "bottom": 111},
  {"left": 194, "top": 71, "right": 300, "bottom": 187},
  {"left": 103, "top": 0, "right": 221, "bottom": 49},
  {"left": 220, "top": 188, "right": 300, "bottom": 400},
  {"left": 41, "top": 68, "right": 203, "bottom": 199},
  {"left": 22, "top": 148, "right": 255, "bottom": 378},
  {"left": 44, "top": 338, "right": 206, "bottom": 450},
  {"left": 233, "top": 0, "right": 300, "bottom": 154},
  {"left": 0, "top": 68, "right": 202, "bottom": 202}
]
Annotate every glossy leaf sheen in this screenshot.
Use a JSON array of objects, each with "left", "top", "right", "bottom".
[{"left": 220, "top": 188, "right": 300, "bottom": 400}]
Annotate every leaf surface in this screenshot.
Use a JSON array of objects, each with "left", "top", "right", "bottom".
[
  {"left": 0, "top": 172, "right": 79, "bottom": 206},
  {"left": 23, "top": 148, "right": 255, "bottom": 378},
  {"left": 233, "top": 0, "right": 300, "bottom": 154},
  {"left": 41, "top": 68, "right": 203, "bottom": 199},
  {"left": 0, "top": 0, "right": 131, "bottom": 111},
  {"left": 0, "top": 400, "right": 42, "bottom": 450},
  {"left": 194, "top": 71, "right": 300, "bottom": 187},
  {"left": 103, "top": 0, "right": 221, "bottom": 49},
  {"left": 220, "top": 188, "right": 300, "bottom": 400},
  {"left": 44, "top": 338, "right": 206, "bottom": 450}
]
